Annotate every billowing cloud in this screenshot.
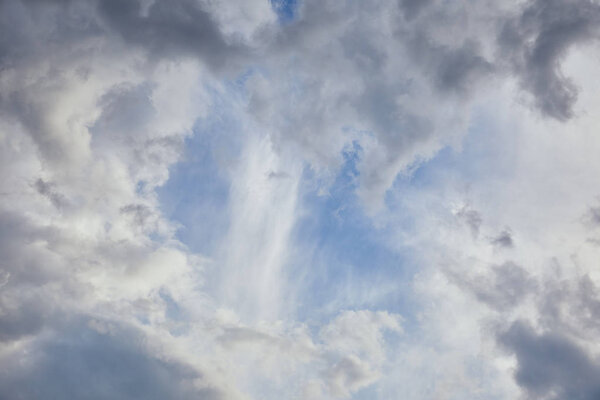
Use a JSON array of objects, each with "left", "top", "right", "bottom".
[{"left": 2, "top": 0, "right": 600, "bottom": 399}]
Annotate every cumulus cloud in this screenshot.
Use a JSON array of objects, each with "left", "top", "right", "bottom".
[{"left": 2, "top": 0, "right": 600, "bottom": 399}]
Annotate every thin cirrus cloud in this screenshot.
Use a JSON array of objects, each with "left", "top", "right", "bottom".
[{"left": 1, "top": 0, "right": 600, "bottom": 399}]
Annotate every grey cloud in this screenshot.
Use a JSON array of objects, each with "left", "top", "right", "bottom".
[
  {"left": 398, "top": 0, "right": 434, "bottom": 21},
  {"left": 0, "top": 0, "right": 234, "bottom": 168},
  {"left": 404, "top": 32, "right": 494, "bottom": 96},
  {"left": 485, "top": 264, "right": 600, "bottom": 398},
  {"left": 90, "top": 83, "right": 187, "bottom": 188},
  {"left": 0, "top": 211, "right": 64, "bottom": 287},
  {"left": 491, "top": 229, "right": 514, "bottom": 248},
  {"left": 456, "top": 205, "right": 483, "bottom": 237},
  {"left": 583, "top": 204, "right": 600, "bottom": 236},
  {"left": 498, "top": 0, "right": 600, "bottom": 120},
  {"left": 572, "top": 277, "right": 600, "bottom": 334},
  {"left": 0, "top": 269, "right": 9, "bottom": 287},
  {"left": 2, "top": 0, "right": 596, "bottom": 210},
  {"left": 1, "top": 88, "right": 72, "bottom": 165},
  {"left": 0, "top": 212, "right": 72, "bottom": 342},
  {"left": 34, "top": 178, "right": 68, "bottom": 209},
  {"left": 539, "top": 274, "right": 600, "bottom": 339},
  {"left": 93, "top": 83, "right": 156, "bottom": 140},
  {"left": 499, "top": 321, "right": 600, "bottom": 400},
  {"left": 120, "top": 203, "right": 154, "bottom": 228},
  {"left": 448, "top": 261, "right": 537, "bottom": 311},
  {"left": 0, "top": 295, "right": 49, "bottom": 342},
  {"left": 257, "top": 0, "right": 490, "bottom": 208},
  {"left": 0, "top": 0, "right": 97, "bottom": 68},
  {"left": 98, "top": 0, "right": 247, "bottom": 71},
  {"left": 326, "top": 355, "right": 378, "bottom": 398},
  {"left": 267, "top": 170, "right": 291, "bottom": 180},
  {"left": 217, "top": 326, "right": 277, "bottom": 346},
  {"left": 0, "top": 0, "right": 242, "bottom": 397},
  {"left": 0, "top": 321, "right": 225, "bottom": 400},
  {"left": 588, "top": 206, "right": 600, "bottom": 226},
  {"left": 3, "top": 0, "right": 600, "bottom": 398},
  {"left": 432, "top": 42, "right": 493, "bottom": 95}
]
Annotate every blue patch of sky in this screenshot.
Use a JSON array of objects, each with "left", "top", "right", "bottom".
[
  {"left": 157, "top": 122, "right": 230, "bottom": 256},
  {"left": 157, "top": 79, "right": 251, "bottom": 256},
  {"left": 159, "top": 289, "right": 190, "bottom": 336},
  {"left": 290, "top": 142, "right": 419, "bottom": 326},
  {"left": 271, "top": 0, "right": 298, "bottom": 23}
]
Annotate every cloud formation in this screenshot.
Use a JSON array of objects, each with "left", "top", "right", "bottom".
[
  {"left": 500, "top": 321, "right": 600, "bottom": 400},
  {"left": 499, "top": 0, "right": 600, "bottom": 120},
  {"left": 2, "top": 0, "right": 600, "bottom": 399}
]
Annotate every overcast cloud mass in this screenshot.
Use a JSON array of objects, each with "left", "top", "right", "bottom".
[{"left": 1, "top": 0, "right": 600, "bottom": 398}]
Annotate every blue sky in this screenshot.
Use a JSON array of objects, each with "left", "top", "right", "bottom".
[{"left": 271, "top": 0, "right": 298, "bottom": 22}]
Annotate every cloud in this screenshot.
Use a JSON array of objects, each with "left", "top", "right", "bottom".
[
  {"left": 2, "top": 0, "right": 600, "bottom": 399},
  {"left": 33, "top": 178, "right": 69, "bottom": 209},
  {"left": 0, "top": 320, "right": 228, "bottom": 400},
  {"left": 319, "top": 310, "right": 402, "bottom": 397},
  {"left": 455, "top": 204, "right": 483, "bottom": 237},
  {"left": 498, "top": 0, "right": 600, "bottom": 120},
  {"left": 490, "top": 229, "right": 514, "bottom": 248},
  {"left": 98, "top": 0, "right": 248, "bottom": 71},
  {"left": 447, "top": 261, "right": 537, "bottom": 312},
  {"left": 398, "top": 0, "right": 434, "bottom": 21},
  {"left": 499, "top": 321, "right": 600, "bottom": 400}
]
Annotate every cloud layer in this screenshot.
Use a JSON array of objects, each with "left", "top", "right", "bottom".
[{"left": 2, "top": 0, "right": 600, "bottom": 398}]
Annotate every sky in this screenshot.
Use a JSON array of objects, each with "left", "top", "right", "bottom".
[{"left": 1, "top": 0, "right": 600, "bottom": 399}]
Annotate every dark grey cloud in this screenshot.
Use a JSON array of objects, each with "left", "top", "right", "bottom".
[
  {"left": 0, "top": 295, "right": 49, "bottom": 342},
  {"left": 404, "top": 33, "right": 494, "bottom": 96},
  {"left": 486, "top": 264, "right": 600, "bottom": 399},
  {"left": 0, "top": 321, "right": 225, "bottom": 400},
  {"left": 499, "top": 321, "right": 600, "bottom": 400},
  {"left": 98, "top": 0, "right": 247, "bottom": 71},
  {"left": 0, "top": 0, "right": 98, "bottom": 68},
  {"left": 498, "top": 0, "right": 600, "bottom": 120}
]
